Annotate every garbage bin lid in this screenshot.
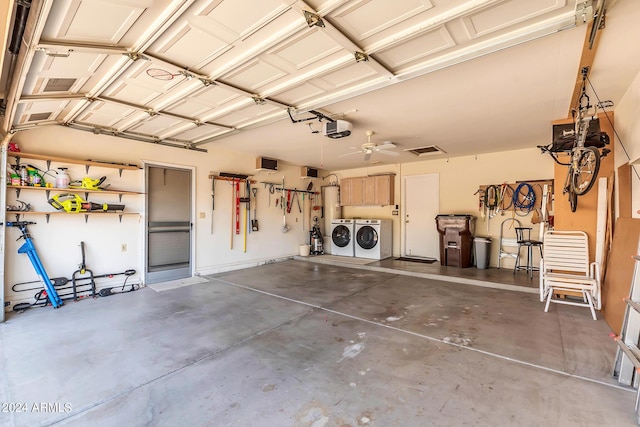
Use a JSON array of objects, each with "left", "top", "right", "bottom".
[{"left": 474, "top": 237, "right": 491, "bottom": 242}]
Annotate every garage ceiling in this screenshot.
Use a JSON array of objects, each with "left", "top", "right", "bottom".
[{"left": 1, "top": 0, "right": 639, "bottom": 170}]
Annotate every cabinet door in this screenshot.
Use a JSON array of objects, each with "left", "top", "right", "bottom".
[
  {"left": 340, "top": 178, "right": 352, "bottom": 205},
  {"left": 363, "top": 177, "right": 376, "bottom": 205},
  {"left": 350, "top": 177, "right": 364, "bottom": 205},
  {"left": 374, "top": 175, "right": 394, "bottom": 206}
]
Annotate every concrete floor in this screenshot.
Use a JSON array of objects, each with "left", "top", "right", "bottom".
[{"left": 0, "top": 259, "right": 636, "bottom": 426}]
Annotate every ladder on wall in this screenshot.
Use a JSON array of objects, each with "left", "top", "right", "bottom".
[{"left": 613, "top": 238, "right": 640, "bottom": 424}]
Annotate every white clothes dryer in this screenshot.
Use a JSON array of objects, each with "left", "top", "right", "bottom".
[
  {"left": 355, "top": 219, "right": 392, "bottom": 260},
  {"left": 330, "top": 219, "right": 355, "bottom": 257}
]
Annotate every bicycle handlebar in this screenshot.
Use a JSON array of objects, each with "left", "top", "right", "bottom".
[{"left": 2, "top": 221, "right": 37, "bottom": 227}]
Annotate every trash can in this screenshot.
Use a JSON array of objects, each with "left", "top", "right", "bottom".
[
  {"left": 435, "top": 214, "right": 475, "bottom": 268},
  {"left": 474, "top": 237, "right": 492, "bottom": 269}
]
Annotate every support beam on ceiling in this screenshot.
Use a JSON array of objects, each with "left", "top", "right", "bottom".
[{"left": 568, "top": 1, "right": 606, "bottom": 116}]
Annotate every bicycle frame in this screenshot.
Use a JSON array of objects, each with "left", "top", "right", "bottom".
[{"left": 6, "top": 221, "right": 63, "bottom": 308}]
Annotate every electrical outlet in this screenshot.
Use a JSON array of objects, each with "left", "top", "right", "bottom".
[
  {"left": 199, "top": 212, "right": 205, "bottom": 218},
  {"left": 121, "top": 244, "right": 127, "bottom": 252}
]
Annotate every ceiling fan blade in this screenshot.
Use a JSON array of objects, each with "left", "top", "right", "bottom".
[
  {"left": 363, "top": 152, "right": 372, "bottom": 161},
  {"left": 376, "top": 143, "right": 396, "bottom": 150},
  {"left": 377, "top": 150, "right": 400, "bottom": 156},
  {"left": 338, "top": 151, "right": 362, "bottom": 158}
]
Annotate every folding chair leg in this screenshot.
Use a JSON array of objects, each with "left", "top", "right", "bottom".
[
  {"left": 584, "top": 291, "right": 597, "bottom": 320},
  {"left": 545, "top": 289, "right": 553, "bottom": 313}
]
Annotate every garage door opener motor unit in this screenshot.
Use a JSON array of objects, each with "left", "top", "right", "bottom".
[{"left": 322, "top": 120, "right": 352, "bottom": 139}]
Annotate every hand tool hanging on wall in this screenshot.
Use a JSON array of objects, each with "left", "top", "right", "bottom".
[
  {"left": 48, "top": 194, "right": 125, "bottom": 212},
  {"left": 293, "top": 189, "right": 302, "bottom": 213},
  {"left": 251, "top": 187, "right": 259, "bottom": 231},
  {"left": 3, "top": 221, "right": 63, "bottom": 308},
  {"left": 281, "top": 177, "right": 290, "bottom": 233},
  {"left": 245, "top": 180, "right": 251, "bottom": 235},
  {"left": 210, "top": 176, "right": 215, "bottom": 234},
  {"left": 230, "top": 179, "right": 235, "bottom": 249},
  {"left": 235, "top": 179, "right": 241, "bottom": 235},
  {"left": 286, "top": 190, "right": 292, "bottom": 213}
]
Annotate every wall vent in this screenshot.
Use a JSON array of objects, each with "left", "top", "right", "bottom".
[
  {"left": 28, "top": 112, "right": 52, "bottom": 121},
  {"left": 405, "top": 145, "right": 445, "bottom": 156},
  {"left": 43, "top": 78, "right": 77, "bottom": 92}
]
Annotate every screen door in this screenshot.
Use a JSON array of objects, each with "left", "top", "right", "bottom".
[{"left": 146, "top": 165, "right": 192, "bottom": 284}]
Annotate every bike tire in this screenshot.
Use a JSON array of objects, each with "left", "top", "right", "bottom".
[
  {"left": 569, "top": 188, "right": 577, "bottom": 212},
  {"left": 571, "top": 146, "right": 600, "bottom": 196}
]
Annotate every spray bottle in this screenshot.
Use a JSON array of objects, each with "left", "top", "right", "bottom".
[{"left": 55, "top": 168, "right": 70, "bottom": 188}]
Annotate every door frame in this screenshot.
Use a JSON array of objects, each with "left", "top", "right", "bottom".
[
  {"left": 143, "top": 161, "right": 196, "bottom": 284},
  {"left": 401, "top": 173, "right": 440, "bottom": 258}
]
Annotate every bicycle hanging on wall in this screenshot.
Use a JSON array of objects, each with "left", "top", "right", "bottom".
[{"left": 538, "top": 67, "right": 610, "bottom": 212}]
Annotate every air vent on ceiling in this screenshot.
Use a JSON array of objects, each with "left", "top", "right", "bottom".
[
  {"left": 28, "top": 112, "right": 52, "bottom": 121},
  {"left": 43, "top": 78, "right": 77, "bottom": 92},
  {"left": 405, "top": 145, "right": 446, "bottom": 156}
]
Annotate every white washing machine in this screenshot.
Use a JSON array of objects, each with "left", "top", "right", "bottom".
[
  {"left": 355, "top": 219, "right": 392, "bottom": 260},
  {"left": 330, "top": 219, "right": 355, "bottom": 257}
]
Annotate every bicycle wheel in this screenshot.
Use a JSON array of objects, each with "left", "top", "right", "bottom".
[
  {"left": 568, "top": 187, "right": 577, "bottom": 212},
  {"left": 571, "top": 146, "right": 600, "bottom": 196}
]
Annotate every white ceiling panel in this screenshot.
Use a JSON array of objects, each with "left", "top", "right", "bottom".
[
  {"left": 197, "top": 8, "right": 305, "bottom": 78},
  {"left": 42, "top": 0, "right": 150, "bottom": 44},
  {"left": 271, "top": 29, "right": 342, "bottom": 70},
  {"left": 75, "top": 100, "right": 137, "bottom": 128},
  {"left": 463, "top": 0, "right": 567, "bottom": 39},
  {"left": 375, "top": 26, "right": 455, "bottom": 70},
  {"left": 273, "top": 82, "right": 326, "bottom": 106},
  {"left": 172, "top": 124, "right": 231, "bottom": 141},
  {"left": 126, "top": 114, "right": 186, "bottom": 135},
  {"left": 4, "top": 0, "right": 638, "bottom": 165},
  {"left": 223, "top": 59, "right": 288, "bottom": 92},
  {"left": 148, "top": 18, "right": 231, "bottom": 69},
  {"left": 331, "top": 0, "right": 433, "bottom": 41}
]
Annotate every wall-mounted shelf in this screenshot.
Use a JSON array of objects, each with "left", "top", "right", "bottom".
[
  {"left": 6, "top": 184, "right": 143, "bottom": 201},
  {"left": 6, "top": 152, "right": 143, "bottom": 223},
  {"left": 5, "top": 211, "right": 140, "bottom": 223},
  {"left": 7, "top": 151, "right": 140, "bottom": 175}
]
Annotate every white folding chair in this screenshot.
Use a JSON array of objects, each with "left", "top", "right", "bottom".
[{"left": 539, "top": 230, "right": 601, "bottom": 320}]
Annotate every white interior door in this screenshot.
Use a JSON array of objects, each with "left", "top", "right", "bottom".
[{"left": 403, "top": 174, "right": 440, "bottom": 259}]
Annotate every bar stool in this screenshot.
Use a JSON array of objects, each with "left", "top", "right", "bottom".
[{"left": 513, "top": 227, "right": 543, "bottom": 278}]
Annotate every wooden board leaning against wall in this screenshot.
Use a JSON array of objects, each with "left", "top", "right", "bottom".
[{"left": 552, "top": 112, "right": 615, "bottom": 264}]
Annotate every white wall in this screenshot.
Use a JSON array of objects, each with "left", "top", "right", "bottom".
[
  {"left": 4, "top": 126, "right": 319, "bottom": 310},
  {"left": 332, "top": 147, "right": 554, "bottom": 267}
]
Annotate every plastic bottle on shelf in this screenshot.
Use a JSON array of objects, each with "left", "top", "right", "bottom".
[
  {"left": 19, "top": 165, "right": 28, "bottom": 186},
  {"left": 55, "top": 168, "right": 70, "bottom": 188}
]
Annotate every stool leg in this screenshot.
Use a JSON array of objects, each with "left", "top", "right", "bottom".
[{"left": 527, "top": 245, "right": 533, "bottom": 279}]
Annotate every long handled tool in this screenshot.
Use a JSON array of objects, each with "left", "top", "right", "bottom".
[
  {"left": 4, "top": 221, "right": 63, "bottom": 308},
  {"left": 251, "top": 187, "right": 259, "bottom": 231},
  {"left": 210, "top": 176, "right": 215, "bottom": 234}
]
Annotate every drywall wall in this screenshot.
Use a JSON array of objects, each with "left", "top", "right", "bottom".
[
  {"left": 614, "top": 69, "right": 640, "bottom": 219},
  {"left": 332, "top": 147, "right": 554, "bottom": 267},
  {"left": 4, "top": 126, "right": 319, "bottom": 310}
]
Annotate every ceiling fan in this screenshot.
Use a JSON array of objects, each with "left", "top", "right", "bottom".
[{"left": 340, "top": 131, "right": 400, "bottom": 161}]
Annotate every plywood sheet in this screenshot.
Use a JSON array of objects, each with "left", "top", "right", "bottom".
[
  {"left": 618, "top": 163, "right": 632, "bottom": 218},
  {"left": 602, "top": 218, "right": 640, "bottom": 334}
]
